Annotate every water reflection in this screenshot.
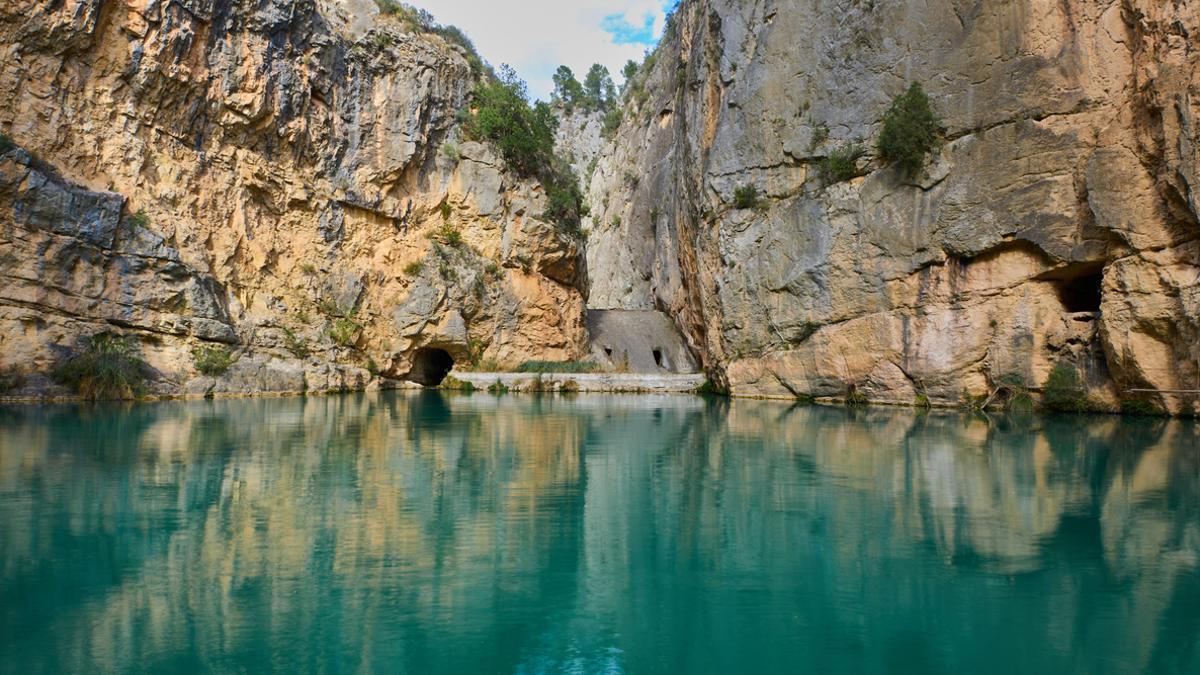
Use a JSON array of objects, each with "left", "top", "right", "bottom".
[{"left": 0, "top": 394, "right": 1197, "bottom": 673}]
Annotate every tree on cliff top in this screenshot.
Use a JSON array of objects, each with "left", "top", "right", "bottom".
[
  {"left": 583, "top": 64, "right": 617, "bottom": 111},
  {"left": 552, "top": 66, "right": 586, "bottom": 112},
  {"left": 877, "top": 82, "right": 941, "bottom": 178}
]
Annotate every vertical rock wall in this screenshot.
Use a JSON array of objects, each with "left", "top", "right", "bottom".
[
  {"left": 586, "top": 0, "right": 1200, "bottom": 413},
  {"left": 0, "top": 0, "right": 588, "bottom": 397}
]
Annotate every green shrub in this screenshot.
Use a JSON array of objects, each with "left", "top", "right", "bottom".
[
  {"left": 601, "top": 108, "right": 623, "bottom": 140},
  {"left": 53, "top": 333, "right": 150, "bottom": 400},
  {"left": 429, "top": 222, "right": 463, "bottom": 247},
  {"left": 462, "top": 65, "right": 557, "bottom": 177},
  {"left": 877, "top": 82, "right": 940, "bottom": 177},
  {"left": 441, "top": 375, "right": 475, "bottom": 392},
  {"left": 461, "top": 67, "right": 586, "bottom": 235},
  {"left": 997, "top": 372, "right": 1034, "bottom": 411},
  {"left": 404, "top": 260, "right": 424, "bottom": 276},
  {"left": 1120, "top": 398, "right": 1167, "bottom": 417},
  {"left": 300, "top": 263, "right": 318, "bottom": 275},
  {"left": 732, "top": 185, "right": 761, "bottom": 210},
  {"left": 695, "top": 379, "right": 725, "bottom": 395},
  {"left": 915, "top": 393, "right": 931, "bottom": 408},
  {"left": 845, "top": 385, "right": 869, "bottom": 408},
  {"left": 810, "top": 124, "right": 830, "bottom": 151},
  {"left": 192, "top": 345, "right": 236, "bottom": 376},
  {"left": 819, "top": 144, "right": 866, "bottom": 183},
  {"left": 282, "top": 327, "right": 310, "bottom": 359},
  {"left": 330, "top": 318, "right": 361, "bottom": 347},
  {"left": 487, "top": 379, "right": 510, "bottom": 394},
  {"left": 542, "top": 170, "right": 587, "bottom": 237},
  {"left": 130, "top": 209, "right": 151, "bottom": 229},
  {"left": 515, "top": 360, "right": 599, "bottom": 374},
  {"left": 1042, "top": 362, "right": 1089, "bottom": 412},
  {"left": 439, "top": 201, "right": 452, "bottom": 221}
]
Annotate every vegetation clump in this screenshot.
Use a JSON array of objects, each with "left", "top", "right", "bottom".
[
  {"left": 53, "top": 333, "right": 150, "bottom": 400},
  {"left": 282, "top": 327, "right": 310, "bottom": 359},
  {"left": 329, "top": 318, "right": 361, "bottom": 348},
  {"left": 373, "top": 1, "right": 483, "bottom": 75},
  {"left": 487, "top": 379, "right": 510, "bottom": 394},
  {"left": 192, "top": 345, "right": 236, "bottom": 376},
  {"left": 129, "top": 209, "right": 151, "bottom": 229},
  {"left": 461, "top": 66, "right": 586, "bottom": 235},
  {"left": 1120, "top": 397, "right": 1166, "bottom": 417},
  {"left": 732, "top": 185, "right": 762, "bottom": 210},
  {"left": 601, "top": 108, "right": 623, "bottom": 140},
  {"left": 1041, "top": 362, "right": 1091, "bottom": 413},
  {"left": 0, "top": 133, "right": 12, "bottom": 154},
  {"left": 429, "top": 222, "right": 464, "bottom": 247},
  {"left": 997, "top": 373, "right": 1034, "bottom": 411},
  {"left": 440, "top": 375, "right": 475, "bottom": 392},
  {"left": 877, "top": 82, "right": 941, "bottom": 177},
  {"left": 552, "top": 63, "right": 617, "bottom": 112},
  {"left": 514, "top": 360, "right": 599, "bottom": 374},
  {"left": 404, "top": 260, "right": 424, "bottom": 276},
  {"left": 819, "top": 144, "right": 866, "bottom": 184}
]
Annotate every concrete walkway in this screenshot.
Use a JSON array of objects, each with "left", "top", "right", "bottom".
[{"left": 449, "top": 371, "right": 707, "bottom": 393}]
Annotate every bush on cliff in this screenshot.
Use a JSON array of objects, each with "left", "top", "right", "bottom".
[
  {"left": 462, "top": 66, "right": 586, "bottom": 235},
  {"left": 819, "top": 144, "right": 866, "bottom": 184},
  {"left": 373, "top": 1, "right": 482, "bottom": 75},
  {"left": 733, "top": 185, "right": 761, "bottom": 210},
  {"left": 1041, "top": 362, "right": 1091, "bottom": 412},
  {"left": 877, "top": 82, "right": 940, "bottom": 178},
  {"left": 53, "top": 333, "right": 150, "bottom": 400},
  {"left": 192, "top": 345, "right": 236, "bottom": 376}
]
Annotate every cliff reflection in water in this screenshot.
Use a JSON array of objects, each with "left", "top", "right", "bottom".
[{"left": 0, "top": 393, "right": 1197, "bottom": 673}]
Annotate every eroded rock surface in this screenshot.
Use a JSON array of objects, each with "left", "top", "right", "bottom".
[
  {"left": 0, "top": 0, "right": 587, "bottom": 397},
  {"left": 586, "top": 0, "right": 1200, "bottom": 413}
]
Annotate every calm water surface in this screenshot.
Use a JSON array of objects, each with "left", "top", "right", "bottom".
[{"left": 0, "top": 392, "right": 1198, "bottom": 673}]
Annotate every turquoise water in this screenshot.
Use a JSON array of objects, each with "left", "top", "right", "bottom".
[{"left": 0, "top": 393, "right": 1197, "bottom": 674}]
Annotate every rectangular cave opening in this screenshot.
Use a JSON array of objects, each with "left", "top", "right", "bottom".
[{"left": 1056, "top": 270, "right": 1104, "bottom": 313}]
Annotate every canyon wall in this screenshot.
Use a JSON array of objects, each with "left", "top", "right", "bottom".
[
  {"left": 0, "top": 0, "right": 587, "bottom": 397},
  {"left": 586, "top": 0, "right": 1200, "bottom": 413}
]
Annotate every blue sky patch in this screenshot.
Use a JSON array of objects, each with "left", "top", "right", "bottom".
[{"left": 601, "top": 12, "right": 656, "bottom": 45}]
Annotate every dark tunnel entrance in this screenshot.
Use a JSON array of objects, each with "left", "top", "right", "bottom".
[
  {"left": 1056, "top": 271, "right": 1104, "bottom": 313},
  {"left": 407, "top": 348, "right": 455, "bottom": 387}
]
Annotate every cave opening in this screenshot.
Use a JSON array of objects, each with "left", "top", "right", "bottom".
[
  {"left": 1056, "top": 271, "right": 1104, "bottom": 313},
  {"left": 407, "top": 347, "right": 455, "bottom": 387},
  {"left": 652, "top": 348, "right": 664, "bottom": 368}
]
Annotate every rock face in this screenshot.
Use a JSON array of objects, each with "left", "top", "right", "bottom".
[
  {"left": 2, "top": 0, "right": 1198, "bottom": 412},
  {"left": 0, "top": 0, "right": 587, "bottom": 397},
  {"left": 586, "top": 0, "right": 1200, "bottom": 414}
]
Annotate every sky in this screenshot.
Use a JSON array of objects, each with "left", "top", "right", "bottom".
[{"left": 405, "top": 0, "right": 679, "bottom": 101}]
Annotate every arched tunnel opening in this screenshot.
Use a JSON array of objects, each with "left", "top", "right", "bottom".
[{"left": 407, "top": 347, "right": 455, "bottom": 387}]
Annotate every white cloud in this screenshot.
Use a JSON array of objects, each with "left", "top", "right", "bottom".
[{"left": 403, "top": 0, "right": 673, "bottom": 100}]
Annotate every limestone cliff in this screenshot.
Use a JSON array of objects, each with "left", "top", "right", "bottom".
[
  {"left": 0, "top": 0, "right": 587, "bottom": 397},
  {"left": 586, "top": 0, "right": 1200, "bottom": 414}
]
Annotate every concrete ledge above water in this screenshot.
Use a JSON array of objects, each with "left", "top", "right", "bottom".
[{"left": 448, "top": 372, "right": 708, "bottom": 393}]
